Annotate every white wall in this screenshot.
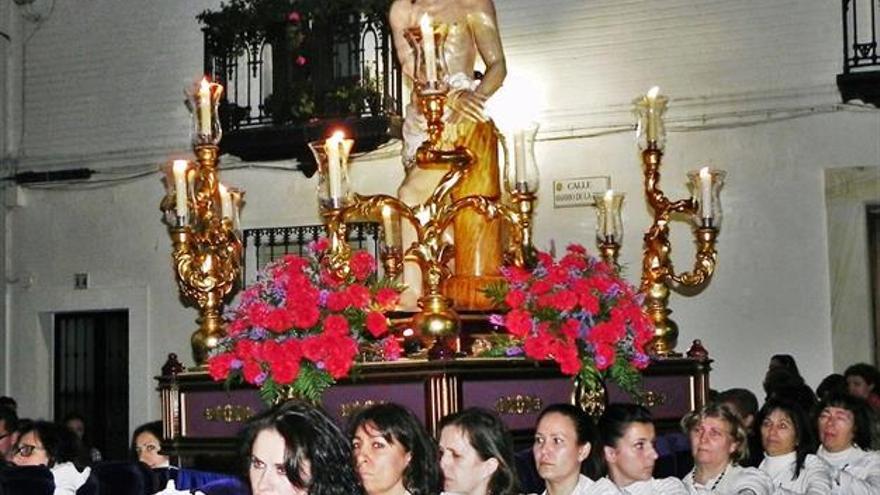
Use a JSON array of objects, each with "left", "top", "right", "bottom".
[{"left": 0, "top": 0, "right": 877, "bottom": 432}]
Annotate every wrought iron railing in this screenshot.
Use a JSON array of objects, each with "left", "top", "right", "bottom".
[
  {"left": 841, "top": 0, "right": 879, "bottom": 72},
  {"left": 202, "top": 11, "right": 402, "bottom": 131},
  {"left": 242, "top": 223, "right": 380, "bottom": 282}
]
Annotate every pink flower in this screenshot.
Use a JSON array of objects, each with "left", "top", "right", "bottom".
[
  {"left": 295, "top": 55, "right": 307, "bottom": 66},
  {"left": 383, "top": 337, "right": 403, "bottom": 360},
  {"left": 287, "top": 11, "right": 301, "bottom": 23}
]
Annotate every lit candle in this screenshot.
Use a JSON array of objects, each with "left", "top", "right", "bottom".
[
  {"left": 218, "top": 183, "right": 233, "bottom": 220},
  {"left": 645, "top": 86, "right": 660, "bottom": 143},
  {"left": 172, "top": 160, "right": 189, "bottom": 220},
  {"left": 381, "top": 204, "right": 401, "bottom": 247},
  {"left": 325, "top": 131, "right": 345, "bottom": 202},
  {"left": 197, "top": 78, "right": 212, "bottom": 136},
  {"left": 419, "top": 14, "right": 437, "bottom": 83},
  {"left": 699, "top": 167, "right": 712, "bottom": 220},
  {"left": 513, "top": 130, "right": 526, "bottom": 190},
  {"left": 603, "top": 189, "right": 614, "bottom": 239}
]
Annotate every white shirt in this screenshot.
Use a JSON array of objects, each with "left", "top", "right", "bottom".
[
  {"left": 586, "top": 476, "right": 688, "bottom": 494},
  {"left": 758, "top": 452, "right": 831, "bottom": 495},
  {"left": 539, "top": 474, "right": 596, "bottom": 495},
  {"left": 816, "top": 445, "right": 880, "bottom": 495},
  {"left": 50, "top": 462, "right": 91, "bottom": 495},
  {"left": 683, "top": 462, "right": 774, "bottom": 494}
]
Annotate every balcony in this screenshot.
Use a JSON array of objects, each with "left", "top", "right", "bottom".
[
  {"left": 198, "top": 0, "right": 402, "bottom": 175},
  {"left": 838, "top": 0, "right": 880, "bottom": 106}
]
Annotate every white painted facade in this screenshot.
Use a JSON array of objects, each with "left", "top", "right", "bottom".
[{"left": 0, "top": 0, "right": 878, "bottom": 435}]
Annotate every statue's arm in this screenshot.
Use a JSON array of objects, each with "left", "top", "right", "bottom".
[
  {"left": 389, "top": 0, "right": 415, "bottom": 80},
  {"left": 467, "top": 0, "right": 507, "bottom": 99}
]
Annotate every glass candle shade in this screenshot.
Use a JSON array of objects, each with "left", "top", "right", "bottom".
[
  {"left": 592, "top": 191, "right": 625, "bottom": 243},
  {"left": 504, "top": 122, "right": 540, "bottom": 194},
  {"left": 189, "top": 78, "right": 224, "bottom": 146},
  {"left": 404, "top": 17, "right": 449, "bottom": 95},
  {"left": 633, "top": 87, "right": 668, "bottom": 151},
  {"left": 687, "top": 167, "right": 726, "bottom": 228},
  {"left": 309, "top": 132, "right": 355, "bottom": 210}
]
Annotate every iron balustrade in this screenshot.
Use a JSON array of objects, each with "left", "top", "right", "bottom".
[
  {"left": 841, "top": 0, "right": 879, "bottom": 72},
  {"left": 242, "top": 222, "right": 380, "bottom": 283}
]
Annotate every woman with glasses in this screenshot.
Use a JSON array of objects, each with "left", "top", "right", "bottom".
[
  {"left": 130, "top": 420, "right": 171, "bottom": 469},
  {"left": 11, "top": 420, "right": 91, "bottom": 494},
  {"left": 681, "top": 403, "right": 773, "bottom": 494},
  {"left": 241, "top": 400, "right": 362, "bottom": 495},
  {"left": 815, "top": 393, "right": 880, "bottom": 494}
]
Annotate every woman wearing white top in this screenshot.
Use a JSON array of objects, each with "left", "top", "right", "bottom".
[
  {"left": 589, "top": 403, "right": 687, "bottom": 495},
  {"left": 815, "top": 393, "right": 880, "bottom": 494},
  {"left": 756, "top": 398, "right": 831, "bottom": 495},
  {"left": 533, "top": 404, "right": 600, "bottom": 495},
  {"left": 681, "top": 402, "right": 773, "bottom": 494}
]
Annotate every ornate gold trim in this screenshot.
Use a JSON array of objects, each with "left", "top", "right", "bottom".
[
  {"left": 494, "top": 394, "right": 543, "bottom": 415},
  {"left": 203, "top": 404, "right": 255, "bottom": 423}
]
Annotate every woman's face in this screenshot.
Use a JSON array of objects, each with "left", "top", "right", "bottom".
[
  {"left": 135, "top": 431, "right": 169, "bottom": 468},
  {"left": 846, "top": 375, "right": 874, "bottom": 399},
  {"left": 439, "top": 425, "right": 497, "bottom": 495},
  {"left": 352, "top": 422, "right": 412, "bottom": 495},
  {"left": 760, "top": 409, "right": 798, "bottom": 456},
  {"left": 12, "top": 431, "right": 50, "bottom": 466},
  {"left": 249, "top": 428, "right": 307, "bottom": 495},
  {"left": 533, "top": 412, "right": 590, "bottom": 486},
  {"left": 603, "top": 422, "right": 658, "bottom": 487},
  {"left": 689, "top": 416, "right": 738, "bottom": 470},
  {"left": 817, "top": 406, "right": 856, "bottom": 453}
]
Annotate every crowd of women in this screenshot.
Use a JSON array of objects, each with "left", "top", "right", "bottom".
[{"left": 239, "top": 385, "right": 879, "bottom": 495}]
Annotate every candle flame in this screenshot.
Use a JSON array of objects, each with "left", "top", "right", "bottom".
[
  {"left": 328, "top": 130, "right": 346, "bottom": 144},
  {"left": 172, "top": 160, "right": 188, "bottom": 174},
  {"left": 199, "top": 78, "right": 211, "bottom": 96},
  {"left": 218, "top": 183, "right": 228, "bottom": 195},
  {"left": 419, "top": 13, "right": 432, "bottom": 33},
  {"left": 647, "top": 86, "right": 660, "bottom": 99},
  {"left": 604, "top": 189, "right": 614, "bottom": 201},
  {"left": 699, "top": 166, "right": 711, "bottom": 180}
]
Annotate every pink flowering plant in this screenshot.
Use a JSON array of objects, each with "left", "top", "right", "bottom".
[
  {"left": 483, "top": 244, "right": 654, "bottom": 395},
  {"left": 207, "top": 238, "right": 404, "bottom": 404}
]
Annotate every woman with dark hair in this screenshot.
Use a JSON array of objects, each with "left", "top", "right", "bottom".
[
  {"left": 531, "top": 403, "right": 598, "bottom": 495},
  {"left": 815, "top": 393, "right": 880, "bottom": 494},
  {"left": 591, "top": 403, "right": 686, "bottom": 494},
  {"left": 131, "top": 420, "right": 171, "bottom": 469},
  {"left": 349, "top": 403, "right": 439, "bottom": 495},
  {"left": 437, "top": 408, "right": 517, "bottom": 495},
  {"left": 844, "top": 363, "right": 880, "bottom": 413},
  {"left": 757, "top": 399, "right": 830, "bottom": 494},
  {"left": 11, "top": 420, "right": 91, "bottom": 494},
  {"left": 241, "top": 400, "right": 363, "bottom": 495},
  {"left": 681, "top": 403, "right": 772, "bottom": 494}
]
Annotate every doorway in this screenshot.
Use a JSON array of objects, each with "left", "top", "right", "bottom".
[{"left": 54, "top": 310, "right": 129, "bottom": 460}]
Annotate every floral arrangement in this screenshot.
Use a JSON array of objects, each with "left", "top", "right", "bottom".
[
  {"left": 483, "top": 244, "right": 654, "bottom": 394},
  {"left": 206, "top": 238, "right": 403, "bottom": 404}
]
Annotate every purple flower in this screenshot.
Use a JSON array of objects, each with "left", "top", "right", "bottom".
[
  {"left": 505, "top": 346, "right": 524, "bottom": 357},
  {"left": 254, "top": 372, "right": 268, "bottom": 386},
  {"left": 230, "top": 359, "right": 243, "bottom": 369},
  {"left": 319, "top": 289, "right": 330, "bottom": 307},
  {"left": 631, "top": 353, "right": 650, "bottom": 368},
  {"left": 488, "top": 314, "right": 504, "bottom": 327},
  {"left": 249, "top": 327, "right": 268, "bottom": 340}
]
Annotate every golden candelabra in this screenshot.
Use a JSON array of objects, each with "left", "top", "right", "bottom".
[
  {"left": 632, "top": 88, "right": 725, "bottom": 356},
  {"left": 160, "top": 79, "right": 244, "bottom": 365},
  {"left": 316, "top": 21, "right": 538, "bottom": 359}
]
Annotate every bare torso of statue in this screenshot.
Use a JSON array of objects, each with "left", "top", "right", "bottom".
[{"left": 389, "top": 0, "right": 507, "bottom": 310}]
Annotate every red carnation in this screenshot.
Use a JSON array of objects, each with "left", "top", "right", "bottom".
[
  {"left": 382, "top": 337, "right": 402, "bottom": 360},
  {"left": 241, "top": 359, "right": 264, "bottom": 384},
  {"left": 567, "top": 244, "right": 587, "bottom": 255},
  {"left": 504, "top": 309, "right": 532, "bottom": 338},
  {"left": 560, "top": 253, "right": 587, "bottom": 270},
  {"left": 346, "top": 284, "right": 371, "bottom": 309},
  {"left": 504, "top": 266, "right": 531, "bottom": 284},
  {"left": 375, "top": 288, "right": 400, "bottom": 310},
  {"left": 523, "top": 330, "right": 553, "bottom": 360},
  {"left": 594, "top": 343, "right": 616, "bottom": 370},
  {"left": 350, "top": 251, "right": 375, "bottom": 281},
  {"left": 323, "top": 314, "right": 350, "bottom": 336},
  {"left": 326, "top": 291, "right": 351, "bottom": 312},
  {"left": 365, "top": 311, "right": 389, "bottom": 337},
  {"left": 323, "top": 334, "right": 358, "bottom": 378},
  {"left": 207, "top": 353, "right": 236, "bottom": 381},
  {"left": 551, "top": 290, "right": 578, "bottom": 313},
  {"left": 504, "top": 289, "right": 526, "bottom": 309},
  {"left": 264, "top": 308, "right": 294, "bottom": 333},
  {"left": 291, "top": 304, "right": 320, "bottom": 329},
  {"left": 579, "top": 291, "right": 600, "bottom": 314},
  {"left": 561, "top": 319, "right": 580, "bottom": 339},
  {"left": 553, "top": 339, "right": 581, "bottom": 375},
  {"left": 530, "top": 280, "right": 552, "bottom": 295}
]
